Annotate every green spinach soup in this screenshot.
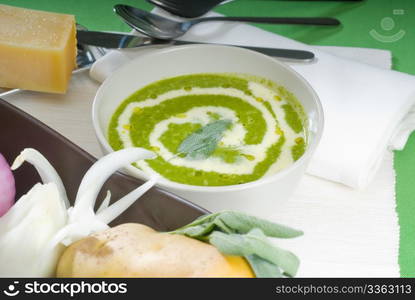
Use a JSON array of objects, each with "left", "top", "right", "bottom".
[{"left": 108, "top": 73, "right": 307, "bottom": 186}]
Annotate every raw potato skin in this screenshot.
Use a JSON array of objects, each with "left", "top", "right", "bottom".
[{"left": 56, "top": 223, "right": 254, "bottom": 278}]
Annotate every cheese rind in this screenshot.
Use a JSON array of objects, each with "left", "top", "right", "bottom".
[{"left": 0, "top": 5, "right": 77, "bottom": 93}]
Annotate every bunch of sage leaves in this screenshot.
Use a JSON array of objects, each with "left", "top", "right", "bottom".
[{"left": 171, "top": 211, "right": 303, "bottom": 278}]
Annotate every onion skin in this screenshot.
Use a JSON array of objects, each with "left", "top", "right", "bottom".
[{"left": 0, "top": 153, "right": 15, "bottom": 217}]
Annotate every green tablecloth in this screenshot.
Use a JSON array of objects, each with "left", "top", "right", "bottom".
[{"left": 1, "top": 0, "right": 413, "bottom": 277}]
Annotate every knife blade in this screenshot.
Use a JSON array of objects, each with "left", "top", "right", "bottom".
[{"left": 76, "top": 30, "right": 314, "bottom": 61}]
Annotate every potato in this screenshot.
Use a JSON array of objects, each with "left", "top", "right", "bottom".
[{"left": 56, "top": 223, "right": 254, "bottom": 277}]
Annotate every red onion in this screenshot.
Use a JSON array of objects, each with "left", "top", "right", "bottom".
[{"left": 0, "top": 153, "right": 15, "bottom": 217}]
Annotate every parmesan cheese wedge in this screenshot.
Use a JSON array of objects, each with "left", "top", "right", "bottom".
[{"left": 0, "top": 5, "right": 77, "bottom": 93}]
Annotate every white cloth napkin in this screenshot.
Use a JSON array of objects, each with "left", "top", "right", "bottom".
[{"left": 90, "top": 10, "right": 415, "bottom": 189}]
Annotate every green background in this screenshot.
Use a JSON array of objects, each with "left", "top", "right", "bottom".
[{"left": 1, "top": 0, "right": 413, "bottom": 277}]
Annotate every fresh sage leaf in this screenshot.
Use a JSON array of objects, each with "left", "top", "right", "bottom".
[
  {"left": 178, "top": 212, "right": 221, "bottom": 228},
  {"left": 209, "top": 231, "right": 248, "bottom": 256},
  {"left": 212, "top": 217, "right": 233, "bottom": 234},
  {"left": 170, "top": 211, "right": 302, "bottom": 278},
  {"left": 169, "top": 212, "right": 220, "bottom": 236},
  {"left": 177, "top": 119, "right": 232, "bottom": 160},
  {"left": 209, "top": 229, "right": 300, "bottom": 277},
  {"left": 171, "top": 211, "right": 302, "bottom": 239},
  {"left": 244, "top": 228, "right": 300, "bottom": 277},
  {"left": 245, "top": 254, "right": 282, "bottom": 278},
  {"left": 172, "top": 223, "right": 216, "bottom": 240},
  {"left": 218, "top": 211, "right": 303, "bottom": 238}
]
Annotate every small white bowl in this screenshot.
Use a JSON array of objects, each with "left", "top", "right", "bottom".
[{"left": 92, "top": 44, "right": 323, "bottom": 216}]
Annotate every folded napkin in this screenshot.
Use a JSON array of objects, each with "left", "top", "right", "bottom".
[{"left": 90, "top": 9, "right": 415, "bottom": 189}]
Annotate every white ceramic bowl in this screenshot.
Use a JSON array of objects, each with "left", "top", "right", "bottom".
[{"left": 92, "top": 44, "right": 323, "bottom": 216}]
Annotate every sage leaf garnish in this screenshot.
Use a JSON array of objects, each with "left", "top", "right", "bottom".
[
  {"left": 170, "top": 210, "right": 302, "bottom": 278},
  {"left": 177, "top": 119, "right": 232, "bottom": 160}
]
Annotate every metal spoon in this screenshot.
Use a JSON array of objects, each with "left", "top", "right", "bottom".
[
  {"left": 114, "top": 4, "right": 340, "bottom": 40},
  {"left": 146, "top": 0, "right": 232, "bottom": 18},
  {"left": 146, "top": 0, "right": 361, "bottom": 19}
]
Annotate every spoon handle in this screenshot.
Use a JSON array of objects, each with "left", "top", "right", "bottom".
[
  {"left": 191, "top": 16, "right": 340, "bottom": 26},
  {"left": 172, "top": 41, "right": 315, "bottom": 61}
]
